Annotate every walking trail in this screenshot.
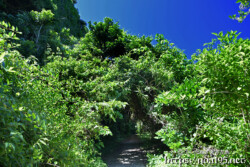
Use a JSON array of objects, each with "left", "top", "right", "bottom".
[{"left": 102, "top": 135, "right": 148, "bottom": 167}]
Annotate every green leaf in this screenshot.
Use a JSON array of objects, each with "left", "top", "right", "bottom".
[
  {"left": 32, "top": 113, "right": 36, "bottom": 119},
  {"left": 0, "top": 52, "right": 5, "bottom": 63}
]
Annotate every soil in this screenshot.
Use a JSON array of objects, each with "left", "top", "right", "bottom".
[{"left": 102, "top": 135, "right": 148, "bottom": 167}]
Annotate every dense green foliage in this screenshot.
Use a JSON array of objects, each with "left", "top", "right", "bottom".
[
  {"left": 149, "top": 31, "right": 249, "bottom": 166},
  {"left": 0, "top": 0, "right": 87, "bottom": 63},
  {"left": 0, "top": 2, "right": 249, "bottom": 167},
  {"left": 0, "top": 22, "right": 48, "bottom": 166}
]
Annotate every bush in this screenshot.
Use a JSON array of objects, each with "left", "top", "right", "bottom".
[{"left": 150, "top": 31, "right": 249, "bottom": 166}]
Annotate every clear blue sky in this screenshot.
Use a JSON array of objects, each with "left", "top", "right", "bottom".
[{"left": 75, "top": 0, "right": 250, "bottom": 58}]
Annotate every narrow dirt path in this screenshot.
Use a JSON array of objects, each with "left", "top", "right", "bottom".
[{"left": 102, "top": 135, "right": 148, "bottom": 167}]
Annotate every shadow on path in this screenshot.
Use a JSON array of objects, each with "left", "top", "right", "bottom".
[{"left": 102, "top": 135, "right": 148, "bottom": 167}]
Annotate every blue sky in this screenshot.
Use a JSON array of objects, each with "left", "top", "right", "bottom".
[{"left": 75, "top": 0, "right": 250, "bottom": 58}]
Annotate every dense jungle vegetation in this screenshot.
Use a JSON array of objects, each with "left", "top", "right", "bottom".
[{"left": 0, "top": 0, "right": 249, "bottom": 166}]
